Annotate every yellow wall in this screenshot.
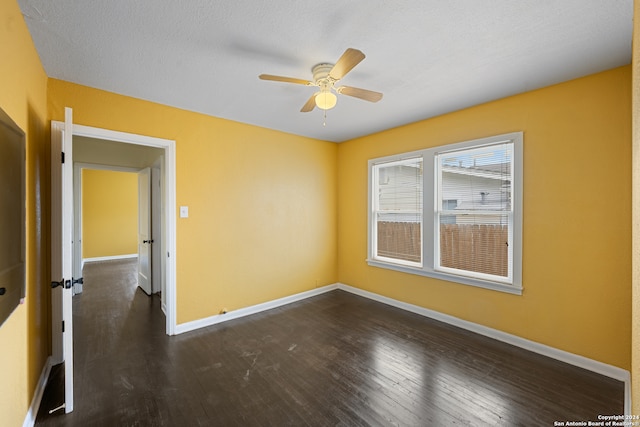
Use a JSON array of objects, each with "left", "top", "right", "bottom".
[
  {"left": 82, "top": 169, "right": 138, "bottom": 258},
  {"left": 0, "top": 0, "right": 50, "bottom": 425},
  {"left": 338, "top": 66, "right": 632, "bottom": 370},
  {"left": 632, "top": 0, "right": 640, "bottom": 414},
  {"left": 48, "top": 79, "right": 339, "bottom": 323}
]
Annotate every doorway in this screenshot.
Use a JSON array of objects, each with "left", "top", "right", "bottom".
[
  {"left": 68, "top": 126, "right": 177, "bottom": 336},
  {"left": 73, "top": 164, "right": 161, "bottom": 298},
  {"left": 50, "top": 114, "right": 177, "bottom": 415}
]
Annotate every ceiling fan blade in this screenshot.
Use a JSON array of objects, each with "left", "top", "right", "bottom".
[
  {"left": 329, "top": 48, "right": 365, "bottom": 80},
  {"left": 259, "top": 74, "right": 313, "bottom": 85},
  {"left": 300, "top": 94, "right": 317, "bottom": 112},
  {"left": 338, "top": 86, "right": 383, "bottom": 102}
]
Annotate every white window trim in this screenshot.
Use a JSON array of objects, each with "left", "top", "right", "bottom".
[
  {"left": 371, "top": 156, "right": 423, "bottom": 268},
  {"left": 367, "top": 132, "right": 523, "bottom": 295}
]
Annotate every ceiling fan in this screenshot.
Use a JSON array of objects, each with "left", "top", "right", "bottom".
[{"left": 259, "top": 48, "right": 383, "bottom": 113}]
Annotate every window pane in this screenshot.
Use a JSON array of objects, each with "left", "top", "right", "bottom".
[
  {"left": 437, "top": 143, "right": 512, "bottom": 280},
  {"left": 375, "top": 158, "right": 422, "bottom": 264}
]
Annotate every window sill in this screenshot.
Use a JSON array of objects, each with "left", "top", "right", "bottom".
[{"left": 366, "top": 259, "right": 523, "bottom": 296}]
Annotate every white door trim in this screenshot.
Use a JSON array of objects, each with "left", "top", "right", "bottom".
[{"left": 55, "top": 122, "right": 177, "bottom": 336}]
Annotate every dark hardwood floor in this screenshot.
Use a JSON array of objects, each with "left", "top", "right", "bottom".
[{"left": 35, "top": 259, "right": 624, "bottom": 426}]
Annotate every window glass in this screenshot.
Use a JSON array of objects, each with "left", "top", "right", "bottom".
[
  {"left": 373, "top": 158, "right": 422, "bottom": 266},
  {"left": 436, "top": 143, "right": 513, "bottom": 281}
]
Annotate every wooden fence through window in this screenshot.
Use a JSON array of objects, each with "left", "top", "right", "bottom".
[
  {"left": 377, "top": 222, "right": 508, "bottom": 277},
  {"left": 377, "top": 221, "right": 421, "bottom": 263}
]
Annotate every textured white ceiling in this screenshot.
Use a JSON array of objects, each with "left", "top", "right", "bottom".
[{"left": 19, "top": 0, "right": 633, "bottom": 142}]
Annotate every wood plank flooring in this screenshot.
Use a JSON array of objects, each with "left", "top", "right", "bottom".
[{"left": 35, "top": 259, "right": 624, "bottom": 426}]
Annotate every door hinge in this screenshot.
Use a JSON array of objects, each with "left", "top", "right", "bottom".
[
  {"left": 61, "top": 151, "right": 65, "bottom": 164},
  {"left": 62, "top": 320, "right": 65, "bottom": 333}
]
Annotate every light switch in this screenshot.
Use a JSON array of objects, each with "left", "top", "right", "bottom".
[{"left": 180, "top": 206, "right": 189, "bottom": 218}]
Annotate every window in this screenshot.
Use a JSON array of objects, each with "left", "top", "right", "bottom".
[
  {"left": 368, "top": 132, "right": 523, "bottom": 294},
  {"left": 436, "top": 142, "right": 513, "bottom": 283}
]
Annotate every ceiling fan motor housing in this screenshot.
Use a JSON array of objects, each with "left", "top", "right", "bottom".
[{"left": 312, "top": 63, "right": 335, "bottom": 86}]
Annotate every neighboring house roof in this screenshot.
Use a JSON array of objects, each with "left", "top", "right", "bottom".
[{"left": 441, "top": 163, "right": 511, "bottom": 181}]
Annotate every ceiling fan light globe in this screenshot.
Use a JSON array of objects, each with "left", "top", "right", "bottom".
[{"left": 315, "top": 91, "right": 337, "bottom": 110}]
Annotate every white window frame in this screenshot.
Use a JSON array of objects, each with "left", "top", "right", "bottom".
[{"left": 367, "top": 132, "right": 523, "bottom": 295}]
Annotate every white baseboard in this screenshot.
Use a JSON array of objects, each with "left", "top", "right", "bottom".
[
  {"left": 83, "top": 254, "right": 138, "bottom": 264},
  {"left": 174, "top": 284, "right": 338, "bottom": 335},
  {"left": 23, "top": 356, "right": 53, "bottom": 427},
  {"left": 335, "top": 283, "right": 631, "bottom": 415}
]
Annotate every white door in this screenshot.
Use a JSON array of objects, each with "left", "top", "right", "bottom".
[
  {"left": 50, "top": 107, "right": 74, "bottom": 413},
  {"left": 151, "top": 163, "right": 162, "bottom": 294},
  {"left": 138, "top": 167, "right": 152, "bottom": 295}
]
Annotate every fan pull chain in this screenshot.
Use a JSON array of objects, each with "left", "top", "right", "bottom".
[{"left": 323, "top": 109, "right": 327, "bottom": 126}]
